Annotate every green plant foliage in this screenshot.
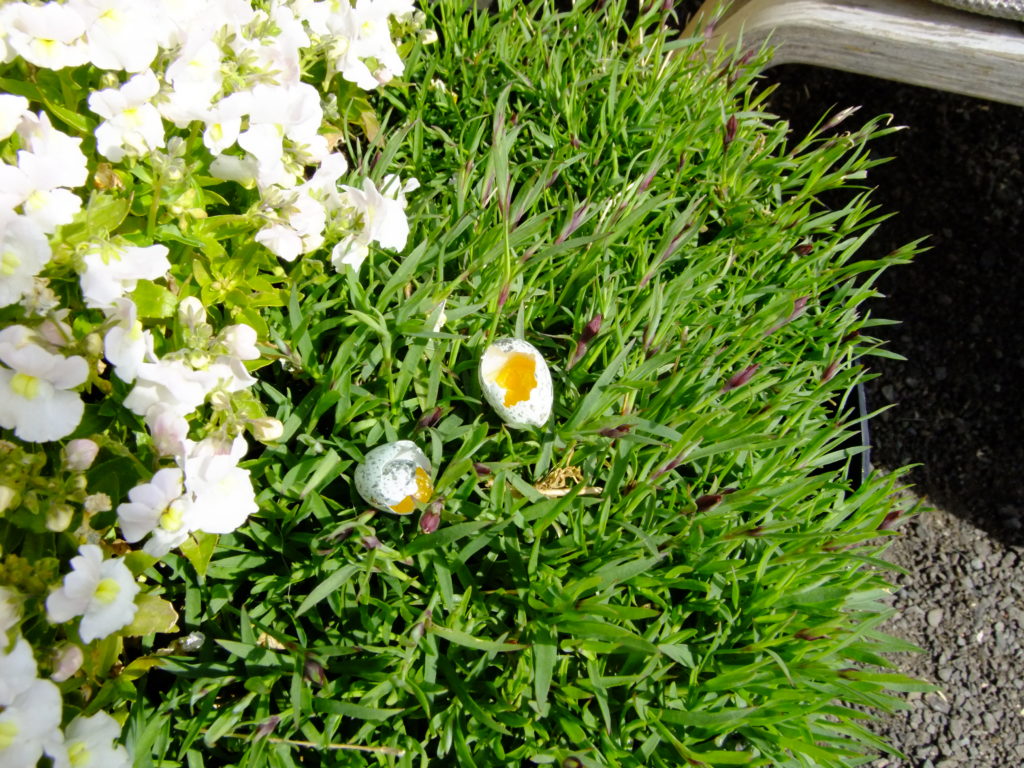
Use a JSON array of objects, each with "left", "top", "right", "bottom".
[{"left": 126, "top": 1, "right": 926, "bottom": 765}]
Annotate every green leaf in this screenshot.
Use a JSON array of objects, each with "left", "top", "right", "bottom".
[
  {"left": 294, "top": 564, "right": 360, "bottom": 617},
  {"left": 132, "top": 280, "right": 178, "bottom": 319},
  {"left": 121, "top": 593, "right": 180, "bottom": 637},
  {"left": 180, "top": 532, "right": 219, "bottom": 580}
]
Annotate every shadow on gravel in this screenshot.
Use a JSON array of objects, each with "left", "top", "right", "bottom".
[{"left": 759, "top": 65, "right": 1024, "bottom": 549}]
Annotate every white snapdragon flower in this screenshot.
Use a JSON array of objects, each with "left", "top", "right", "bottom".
[
  {"left": 145, "top": 402, "right": 190, "bottom": 456},
  {"left": 0, "top": 154, "right": 83, "bottom": 234},
  {"left": 88, "top": 70, "right": 165, "bottom": 162},
  {"left": 161, "top": 37, "right": 226, "bottom": 127},
  {"left": 180, "top": 435, "right": 258, "bottom": 534},
  {"left": 75, "top": 0, "right": 160, "bottom": 73},
  {"left": 255, "top": 190, "right": 326, "bottom": 261},
  {"left": 117, "top": 468, "right": 193, "bottom": 556},
  {"left": 80, "top": 242, "right": 171, "bottom": 310},
  {"left": 344, "top": 176, "right": 413, "bottom": 251},
  {"left": 0, "top": 94, "right": 28, "bottom": 140},
  {"left": 46, "top": 544, "right": 140, "bottom": 643},
  {"left": 0, "top": 325, "right": 88, "bottom": 443},
  {"left": 238, "top": 82, "right": 326, "bottom": 188},
  {"left": 2, "top": 1, "right": 90, "bottom": 70},
  {"left": 208, "top": 153, "right": 259, "bottom": 187},
  {"left": 325, "top": 0, "right": 410, "bottom": 90},
  {"left": 123, "top": 358, "right": 211, "bottom": 419},
  {"left": 57, "top": 712, "right": 131, "bottom": 768},
  {"left": 0, "top": 210, "right": 52, "bottom": 309},
  {"left": 0, "top": 677, "right": 64, "bottom": 768},
  {"left": 0, "top": 636, "right": 36, "bottom": 705},
  {"left": 104, "top": 298, "right": 155, "bottom": 383},
  {"left": 200, "top": 92, "right": 252, "bottom": 155},
  {"left": 330, "top": 235, "right": 369, "bottom": 272},
  {"left": 17, "top": 111, "right": 89, "bottom": 190}
]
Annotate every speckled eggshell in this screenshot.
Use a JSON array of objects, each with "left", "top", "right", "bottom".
[
  {"left": 479, "top": 337, "right": 553, "bottom": 429},
  {"left": 354, "top": 440, "right": 432, "bottom": 514}
]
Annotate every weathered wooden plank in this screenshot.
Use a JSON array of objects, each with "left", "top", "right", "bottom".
[{"left": 684, "top": 0, "right": 1024, "bottom": 107}]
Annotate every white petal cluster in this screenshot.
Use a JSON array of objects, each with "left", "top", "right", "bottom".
[
  {"left": 0, "top": 325, "right": 88, "bottom": 442},
  {"left": 46, "top": 544, "right": 140, "bottom": 643},
  {"left": 0, "top": 636, "right": 131, "bottom": 767},
  {"left": 80, "top": 242, "right": 171, "bottom": 310},
  {"left": 117, "top": 434, "right": 258, "bottom": 552},
  {"left": 58, "top": 712, "right": 132, "bottom": 768},
  {"left": 1, "top": 107, "right": 87, "bottom": 309},
  {"left": 89, "top": 70, "right": 165, "bottom": 162},
  {"left": 0, "top": 656, "right": 64, "bottom": 768},
  {"left": 330, "top": 175, "right": 417, "bottom": 272}
]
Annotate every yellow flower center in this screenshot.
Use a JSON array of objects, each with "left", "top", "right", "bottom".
[
  {"left": 127, "top": 320, "right": 144, "bottom": 342},
  {"left": 388, "top": 467, "right": 433, "bottom": 515},
  {"left": 493, "top": 352, "right": 537, "bottom": 407},
  {"left": 159, "top": 501, "right": 185, "bottom": 532},
  {"left": 94, "top": 577, "right": 121, "bottom": 604},
  {"left": 68, "top": 741, "right": 91, "bottom": 767},
  {"left": 0, "top": 721, "right": 18, "bottom": 751},
  {"left": 10, "top": 372, "right": 41, "bottom": 400},
  {"left": 0, "top": 249, "right": 20, "bottom": 276}
]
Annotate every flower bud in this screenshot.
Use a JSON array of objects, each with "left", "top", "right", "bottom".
[
  {"left": 84, "top": 332, "right": 103, "bottom": 357},
  {"left": 46, "top": 503, "right": 74, "bottom": 531},
  {"left": 250, "top": 417, "right": 284, "bottom": 442},
  {"left": 209, "top": 390, "right": 232, "bottom": 411},
  {"left": 0, "top": 485, "right": 18, "bottom": 514},
  {"left": 419, "top": 502, "right": 442, "bottom": 534},
  {"left": 50, "top": 643, "right": 84, "bottom": 682},
  {"left": 64, "top": 439, "right": 99, "bottom": 471},
  {"left": 83, "top": 493, "right": 112, "bottom": 514},
  {"left": 178, "top": 296, "right": 206, "bottom": 328},
  {"left": 220, "top": 324, "right": 259, "bottom": 360}
]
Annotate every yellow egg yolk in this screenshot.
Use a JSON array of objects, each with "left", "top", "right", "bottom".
[
  {"left": 493, "top": 351, "right": 537, "bottom": 407},
  {"left": 389, "top": 467, "right": 433, "bottom": 515}
]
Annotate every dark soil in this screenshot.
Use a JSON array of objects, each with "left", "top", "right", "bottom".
[{"left": 759, "top": 64, "right": 1024, "bottom": 768}]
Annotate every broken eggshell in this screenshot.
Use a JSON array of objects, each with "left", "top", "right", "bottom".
[
  {"left": 479, "top": 337, "right": 553, "bottom": 429},
  {"left": 354, "top": 440, "right": 434, "bottom": 515}
]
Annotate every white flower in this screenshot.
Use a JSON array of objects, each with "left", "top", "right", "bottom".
[
  {"left": 64, "top": 438, "right": 100, "bottom": 471},
  {"left": 200, "top": 92, "right": 251, "bottom": 155},
  {"left": 343, "top": 176, "right": 411, "bottom": 251},
  {"left": 144, "top": 402, "right": 190, "bottom": 457},
  {"left": 330, "top": 234, "right": 369, "bottom": 272},
  {"left": 76, "top": 0, "right": 160, "bottom": 73},
  {"left": 0, "top": 677, "right": 64, "bottom": 768},
  {"left": 208, "top": 153, "right": 259, "bottom": 186},
  {"left": 0, "top": 636, "right": 36, "bottom": 706},
  {"left": 16, "top": 111, "right": 89, "bottom": 190},
  {"left": 161, "top": 37, "right": 226, "bottom": 127},
  {"left": 0, "top": 95, "right": 28, "bottom": 140},
  {"left": 0, "top": 210, "right": 52, "bottom": 309},
  {"left": 123, "top": 359, "right": 209, "bottom": 418},
  {"left": 180, "top": 435, "right": 257, "bottom": 534},
  {"left": 104, "top": 298, "right": 154, "bottom": 382},
  {"left": 219, "top": 324, "right": 259, "bottom": 360},
  {"left": 57, "top": 712, "right": 131, "bottom": 768},
  {"left": 80, "top": 242, "right": 170, "bottom": 310},
  {"left": 0, "top": 325, "right": 88, "bottom": 443},
  {"left": 88, "top": 70, "right": 165, "bottom": 162},
  {"left": 117, "top": 468, "right": 192, "bottom": 556},
  {"left": 256, "top": 190, "right": 326, "bottom": 261},
  {"left": 0, "top": 154, "right": 83, "bottom": 233},
  {"left": 2, "top": 2, "right": 90, "bottom": 70},
  {"left": 46, "top": 544, "right": 140, "bottom": 643}
]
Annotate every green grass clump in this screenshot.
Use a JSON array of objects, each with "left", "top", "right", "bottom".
[{"left": 127, "top": 1, "right": 925, "bottom": 765}]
